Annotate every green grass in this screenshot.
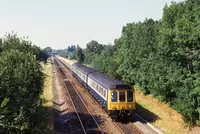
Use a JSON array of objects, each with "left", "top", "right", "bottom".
[
  {"left": 135, "top": 89, "right": 190, "bottom": 134},
  {"left": 40, "top": 62, "right": 54, "bottom": 133}
]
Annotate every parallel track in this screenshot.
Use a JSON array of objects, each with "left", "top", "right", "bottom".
[
  {"left": 56, "top": 57, "right": 143, "bottom": 134},
  {"left": 54, "top": 58, "right": 104, "bottom": 134}
]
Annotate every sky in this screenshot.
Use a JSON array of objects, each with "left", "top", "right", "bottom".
[{"left": 0, "top": 0, "right": 183, "bottom": 49}]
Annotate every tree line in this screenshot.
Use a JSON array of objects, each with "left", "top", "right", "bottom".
[
  {"left": 0, "top": 33, "right": 51, "bottom": 133},
  {"left": 64, "top": 0, "right": 200, "bottom": 125},
  {"left": 57, "top": 45, "right": 78, "bottom": 59}
]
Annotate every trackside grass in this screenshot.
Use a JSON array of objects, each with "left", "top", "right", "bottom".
[
  {"left": 57, "top": 56, "right": 200, "bottom": 134},
  {"left": 135, "top": 89, "right": 198, "bottom": 134},
  {"left": 40, "top": 62, "right": 54, "bottom": 133}
]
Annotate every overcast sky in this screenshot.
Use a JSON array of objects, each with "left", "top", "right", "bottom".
[{"left": 0, "top": 0, "right": 183, "bottom": 49}]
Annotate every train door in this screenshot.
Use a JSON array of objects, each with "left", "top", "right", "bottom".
[{"left": 108, "top": 90, "right": 118, "bottom": 110}]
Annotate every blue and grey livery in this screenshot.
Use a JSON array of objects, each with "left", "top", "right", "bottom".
[{"left": 71, "top": 62, "right": 136, "bottom": 118}]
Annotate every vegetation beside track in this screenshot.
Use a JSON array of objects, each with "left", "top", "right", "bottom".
[
  {"left": 40, "top": 62, "right": 54, "bottom": 133},
  {"left": 135, "top": 89, "right": 189, "bottom": 134},
  {"left": 59, "top": 0, "right": 200, "bottom": 126},
  {"left": 59, "top": 56, "right": 200, "bottom": 133},
  {"left": 0, "top": 33, "right": 52, "bottom": 133}
]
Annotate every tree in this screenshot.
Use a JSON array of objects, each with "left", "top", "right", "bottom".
[
  {"left": 76, "top": 47, "right": 85, "bottom": 63},
  {"left": 42, "top": 47, "right": 52, "bottom": 62},
  {"left": 157, "top": 0, "right": 200, "bottom": 124},
  {"left": 84, "top": 40, "right": 104, "bottom": 64},
  {"left": 115, "top": 19, "right": 160, "bottom": 90},
  {"left": 0, "top": 33, "right": 48, "bottom": 133},
  {"left": 43, "top": 47, "right": 52, "bottom": 56},
  {"left": 82, "top": 0, "right": 200, "bottom": 125},
  {"left": 86, "top": 40, "right": 103, "bottom": 54},
  {"left": 0, "top": 50, "right": 43, "bottom": 133},
  {"left": 67, "top": 45, "right": 77, "bottom": 52}
]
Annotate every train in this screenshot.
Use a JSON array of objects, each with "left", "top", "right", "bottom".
[{"left": 71, "top": 62, "right": 136, "bottom": 119}]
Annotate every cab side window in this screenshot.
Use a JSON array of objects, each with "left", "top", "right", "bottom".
[{"left": 111, "top": 92, "right": 117, "bottom": 102}]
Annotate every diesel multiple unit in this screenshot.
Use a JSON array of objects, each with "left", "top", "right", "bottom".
[{"left": 71, "top": 62, "right": 136, "bottom": 118}]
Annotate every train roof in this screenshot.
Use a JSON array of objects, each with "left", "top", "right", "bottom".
[
  {"left": 72, "top": 62, "right": 132, "bottom": 89},
  {"left": 72, "top": 62, "right": 82, "bottom": 68},
  {"left": 78, "top": 64, "right": 95, "bottom": 74},
  {"left": 88, "top": 71, "right": 132, "bottom": 90}
]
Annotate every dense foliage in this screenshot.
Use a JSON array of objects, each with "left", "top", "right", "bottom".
[
  {"left": 42, "top": 47, "right": 52, "bottom": 62},
  {"left": 57, "top": 45, "right": 77, "bottom": 59},
  {"left": 76, "top": 46, "right": 85, "bottom": 63},
  {"left": 0, "top": 34, "right": 50, "bottom": 133},
  {"left": 81, "top": 0, "right": 200, "bottom": 125}
]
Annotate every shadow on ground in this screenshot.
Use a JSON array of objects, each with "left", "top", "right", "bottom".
[
  {"left": 115, "top": 103, "right": 161, "bottom": 124},
  {"left": 134, "top": 103, "right": 161, "bottom": 123},
  {"left": 52, "top": 102, "right": 105, "bottom": 134}
]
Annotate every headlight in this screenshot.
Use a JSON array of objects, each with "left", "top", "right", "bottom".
[
  {"left": 129, "top": 105, "right": 132, "bottom": 109},
  {"left": 112, "top": 106, "right": 117, "bottom": 110}
]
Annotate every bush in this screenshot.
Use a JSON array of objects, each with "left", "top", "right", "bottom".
[{"left": 0, "top": 34, "right": 47, "bottom": 133}]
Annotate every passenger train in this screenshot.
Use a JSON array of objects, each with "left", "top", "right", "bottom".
[{"left": 71, "top": 62, "right": 136, "bottom": 118}]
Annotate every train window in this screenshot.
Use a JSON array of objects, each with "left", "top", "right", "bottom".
[
  {"left": 96, "top": 84, "right": 98, "bottom": 91},
  {"left": 111, "top": 92, "right": 117, "bottom": 102},
  {"left": 94, "top": 83, "right": 96, "bottom": 90},
  {"left": 127, "top": 91, "right": 133, "bottom": 102},
  {"left": 92, "top": 82, "right": 94, "bottom": 89},
  {"left": 100, "top": 87, "right": 102, "bottom": 95},
  {"left": 89, "top": 79, "right": 92, "bottom": 85},
  {"left": 94, "top": 82, "right": 96, "bottom": 90},
  {"left": 97, "top": 86, "right": 100, "bottom": 93},
  {"left": 98, "top": 86, "right": 100, "bottom": 92},
  {"left": 99, "top": 86, "right": 101, "bottom": 93},
  {"left": 97, "top": 85, "right": 100, "bottom": 92},
  {"left": 90, "top": 79, "right": 91, "bottom": 85},
  {"left": 103, "top": 89, "right": 106, "bottom": 98},
  {"left": 119, "top": 92, "right": 125, "bottom": 102},
  {"left": 98, "top": 86, "right": 100, "bottom": 93}
]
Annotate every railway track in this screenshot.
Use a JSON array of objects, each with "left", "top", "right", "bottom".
[
  {"left": 54, "top": 59, "right": 104, "bottom": 134},
  {"left": 115, "top": 122, "right": 143, "bottom": 134},
  {"left": 56, "top": 57, "right": 143, "bottom": 134}
]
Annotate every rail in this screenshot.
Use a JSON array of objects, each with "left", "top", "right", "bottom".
[
  {"left": 55, "top": 58, "right": 104, "bottom": 134},
  {"left": 56, "top": 57, "right": 143, "bottom": 134}
]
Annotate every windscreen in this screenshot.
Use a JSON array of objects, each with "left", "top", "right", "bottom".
[{"left": 119, "top": 92, "right": 125, "bottom": 102}]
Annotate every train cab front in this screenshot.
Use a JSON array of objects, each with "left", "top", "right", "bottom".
[{"left": 108, "top": 89, "right": 136, "bottom": 119}]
